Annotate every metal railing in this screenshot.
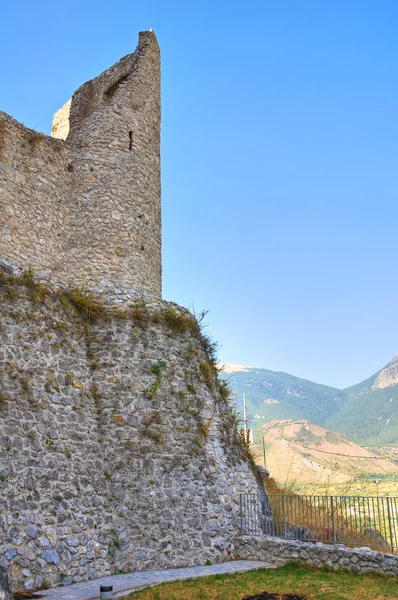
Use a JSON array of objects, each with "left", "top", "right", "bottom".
[{"left": 240, "top": 492, "right": 398, "bottom": 553}]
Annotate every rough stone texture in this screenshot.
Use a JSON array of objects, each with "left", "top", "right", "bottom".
[
  {"left": 235, "top": 535, "right": 398, "bottom": 578},
  {"left": 0, "top": 273, "right": 260, "bottom": 592},
  {"left": 52, "top": 100, "right": 71, "bottom": 141},
  {"left": 0, "top": 564, "right": 12, "bottom": 600},
  {"left": 0, "top": 30, "right": 161, "bottom": 298}
]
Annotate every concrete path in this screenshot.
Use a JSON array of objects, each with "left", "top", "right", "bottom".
[{"left": 39, "top": 560, "right": 272, "bottom": 599}]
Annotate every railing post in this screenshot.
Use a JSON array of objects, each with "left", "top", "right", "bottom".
[
  {"left": 386, "top": 497, "right": 394, "bottom": 553},
  {"left": 240, "top": 494, "right": 243, "bottom": 534},
  {"left": 330, "top": 496, "right": 336, "bottom": 543},
  {"left": 282, "top": 494, "right": 286, "bottom": 539}
]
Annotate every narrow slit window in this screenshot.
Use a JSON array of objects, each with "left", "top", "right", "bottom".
[{"left": 129, "top": 131, "right": 133, "bottom": 151}]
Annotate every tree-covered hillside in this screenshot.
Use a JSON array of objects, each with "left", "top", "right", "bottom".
[
  {"left": 220, "top": 367, "right": 346, "bottom": 426},
  {"left": 222, "top": 356, "right": 398, "bottom": 446}
]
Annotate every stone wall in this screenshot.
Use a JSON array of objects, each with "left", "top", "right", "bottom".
[
  {"left": 0, "top": 30, "right": 161, "bottom": 298},
  {"left": 0, "top": 114, "right": 71, "bottom": 285},
  {"left": 0, "top": 269, "right": 260, "bottom": 593},
  {"left": 234, "top": 535, "right": 398, "bottom": 577},
  {"left": 0, "top": 564, "right": 12, "bottom": 600}
]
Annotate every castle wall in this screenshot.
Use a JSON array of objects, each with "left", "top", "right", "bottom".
[
  {"left": 52, "top": 100, "right": 71, "bottom": 141},
  {"left": 0, "top": 274, "right": 260, "bottom": 592},
  {"left": 0, "top": 31, "right": 161, "bottom": 298},
  {"left": 0, "top": 114, "right": 71, "bottom": 283},
  {"left": 63, "top": 31, "right": 161, "bottom": 297}
]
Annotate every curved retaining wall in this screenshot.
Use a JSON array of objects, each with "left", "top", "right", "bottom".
[
  {"left": 0, "top": 270, "right": 260, "bottom": 593},
  {"left": 234, "top": 535, "right": 398, "bottom": 577}
]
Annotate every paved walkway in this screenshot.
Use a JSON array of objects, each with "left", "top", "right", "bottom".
[{"left": 39, "top": 560, "right": 272, "bottom": 599}]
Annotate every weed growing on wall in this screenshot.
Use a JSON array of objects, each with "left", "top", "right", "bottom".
[
  {"left": 63, "top": 288, "right": 107, "bottom": 320},
  {"left": 146, "top": 361, "right": 166, "bottom": 398}
]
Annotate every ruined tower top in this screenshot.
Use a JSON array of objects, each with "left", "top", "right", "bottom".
[{"left": 0, "top": 30, "right": 162, "bottom": 299}]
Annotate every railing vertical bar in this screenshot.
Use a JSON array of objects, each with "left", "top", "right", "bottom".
[
  {"left": 372, "top": 496, "right": 379, "bottom": 548},
  {"left": 324, "top": 496, "right": 327, "bottom": 544},
  {"left": 249, "top": 494, "right": 251, "bottom": 534},
  {"left": 371, "top": 496, "right": 375, "bottom": 543},
  {"left": 319, "top": 496, "right": 322, "bottom": 543},
  {"left": 393, "top": 497, "right": 398, "bottom": 551},
  {"left": 246, "top": 494, "right": 249, "bottom": 534},
  {"left": 377, "top": 495, "right": 382, "bottom": 549},
  {"left": 346, "top": 496, "right": 350, "bottom": 545},
  {"left": 255, "top": 493, "right": 258, "bottom": 534},
  {"left": 258, "top": 493, "right": 261, "bottom": 534},
  {"left": 366, "top": 496, "right": 371, "bottom": 549},
  {"left": 392, "top": 497, "right": 398, "bottom": 550},
  {"left": 387, "top": 497, "right": 394, "bottom": 553},
  {"left": 308, "top": 496, "right": 315, "bottom": 540},
  {"left": 348, "top": 495, "right": 354, "bottom": 546},
  {"left": 240, "top": 494, "right": 243, "bottom": 533},
  {"left": 382, "top": 497, "right": 389, "bottom": 552},
  {"left": 352, "top": 495, "right": 357, "bottom": 546},
  {"left": 330, "top": 496, "right": 336, "bottom": 543}
]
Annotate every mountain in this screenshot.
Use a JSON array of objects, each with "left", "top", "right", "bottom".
[
  {"left": 251, "top": 419, "right": 397, "bottom": 485},
  {"left": 221, "top": 357, "right": 398, "bottom": 446},
  {"left": 326, "top": 354, "right": 398, "bottom": 446},
  {"left": 220, "top": 364, "right": 347, "bottom": 428}
]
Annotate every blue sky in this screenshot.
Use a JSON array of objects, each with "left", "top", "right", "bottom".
[{"left": 1, "top": 1, "right": 398, "bottom": 388}]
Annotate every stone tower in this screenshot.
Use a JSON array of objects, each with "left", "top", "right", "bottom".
[{"left": 0, "top": 31, "right": 161, "bottom": 298}]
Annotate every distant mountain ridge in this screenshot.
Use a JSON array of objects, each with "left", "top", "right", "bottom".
[{"left": 221, "top": 356, "right": 398, "bottom": 446}]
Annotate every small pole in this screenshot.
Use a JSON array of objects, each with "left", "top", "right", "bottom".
[
  {"left": 386, "top": 497, "right": 395, "bottom": 553},
  {"left": 243, "top": 393, "right": 248, "bottom": 442}
]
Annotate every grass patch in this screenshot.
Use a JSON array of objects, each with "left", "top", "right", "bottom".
[
  {"left": 140, "top": 411, "right": 165, "bottom": 442},
  {"left": 162, "top": 306, "right": 200, "bottom": 336},
  {"left": 0, "top": 266, "right": 50, "bottom": 304},
  {"left": 0, "top": 390, "right": 10, "bottom": 410},
  {"left": 122, "top": 562, "right": 398, "bottom": 600},
  {"left": 62, "top": 288, "right": 107, "bottom": 320},
  {"left": 131, "top": 303, "right": 153, "bottom": 327},
  {"left": 199, "top": 360, "right": 215, "bottom": 390}
]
